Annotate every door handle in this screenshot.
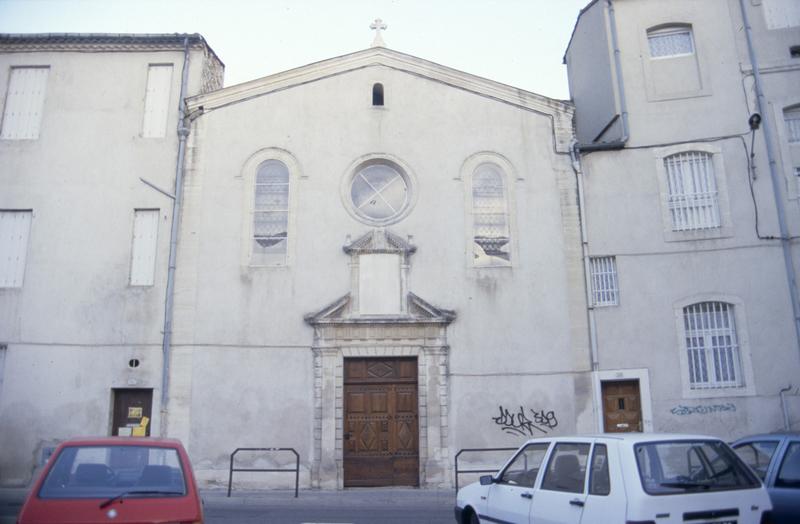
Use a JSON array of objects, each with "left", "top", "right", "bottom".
[
  {"left": 569, "top": 499, "right": 584, "bottom": 507},
  {"left": 520, "top": 492, "right": 533, "bottom": 499}
]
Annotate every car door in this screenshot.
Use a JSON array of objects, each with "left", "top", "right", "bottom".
[
  {"left": 768, "top": 439, "right": 800, "bottom": 524},
  {"left": 484, "top": 442, "right": 551, "bottom": 524},
  {"left": 531, "top": 441, "right": 591, "bottom": 524}
]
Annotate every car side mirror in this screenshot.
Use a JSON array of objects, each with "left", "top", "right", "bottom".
[{"left": 479, "top": 475, "right": 495, "bottom": 485}]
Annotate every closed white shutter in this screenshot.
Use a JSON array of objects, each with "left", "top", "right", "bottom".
[
  {"left": 1, "top": 67, "right": 49, "bottom": 140},
  {"left": 0, "top": 210, "right": 33, "bottom": 287},
  {"left": 130, "top": 209, "right": 159, "bottom": 286},
  {"left": 763, "top": 0, "right": 800, "bottom": 29},
  {"left": 142, "top": 65, "right": 173, "bottom": 138}
]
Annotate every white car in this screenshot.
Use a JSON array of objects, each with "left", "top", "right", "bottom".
[{"left": 455, "top": 434, "right": 773, "bottom": 524}]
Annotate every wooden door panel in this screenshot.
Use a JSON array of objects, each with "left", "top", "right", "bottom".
[
  {"left": 344, "top": 358, "right": 419, "bottom": 487},
  {"left": 602, "top": 380, "right": 643, "bottom": 433}
]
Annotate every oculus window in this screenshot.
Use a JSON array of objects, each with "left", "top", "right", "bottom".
[{"left": 348, "top": 160, "right": 411, "bottom": 225}]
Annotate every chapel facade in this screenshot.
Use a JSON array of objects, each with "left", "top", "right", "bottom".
[{"left": 1, "top": 0, "right": 799, "bottom": 490}]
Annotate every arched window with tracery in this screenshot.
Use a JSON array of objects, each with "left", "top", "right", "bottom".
[
  {"left": 252, "top": 159, "right": 290, "bottom": 264},
  {"left": 472, "top": 163, "right": 510, "bottom": 266}
]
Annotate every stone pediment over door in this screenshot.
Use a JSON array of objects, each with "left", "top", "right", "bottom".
[{"left": 304, "top": 228, "right": 456, "bottom": 489}]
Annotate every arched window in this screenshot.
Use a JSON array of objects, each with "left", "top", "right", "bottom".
[
  {"left": 372, "top": 83, "right": 384, "bottom": 106},
  {"left": 683, "top": 302, "right": 742, "bottom": 389},
  {"left": 647, "top": 25, "right": 694, "bottom": 58},
  {"left": 664, "top": 151, "right": 719, "bottom": 231},
  {"left": 472, "top": 163, "right": 510, "bottom": 266},
  {"left": 252, "top": 160, "right": 290, "bottom": 263}
]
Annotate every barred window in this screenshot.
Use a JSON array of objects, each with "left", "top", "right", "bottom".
[
  {"left": 253, "top": 160, "right": 289, "bottom": 264},
  {"left": 784, "top": 107, "right": 800, "bottom": 143},
  {"left": 472, "top": 164, "right": 510, "bottom": 266},
  {"left": 590, "top": 256, "right": 619, "bottom": 307},
  {"left": 684, "top": 302, "right": 742, "bottom": 389},
  {"left": 648, "top": 26, "right": 694, "bottom": 58},
  {"left": 664, "top": 151, "right": 720, "bottom": 231}
]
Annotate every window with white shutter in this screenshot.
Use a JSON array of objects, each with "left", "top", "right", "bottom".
[
  {"left": 0, "top": 210, "right": 33, "bottom": 288},
  {"left": 142, "top": 64, "right": 173, "bottom": 138},
  {"left": 130, "top": 209, "right": 159, "bottom": 286},
  {"left": 1, "top": 67, "right": 49, "bottom": 140},
  {"left": 762, "top": 0, "right": 800, "bottom": 29}
]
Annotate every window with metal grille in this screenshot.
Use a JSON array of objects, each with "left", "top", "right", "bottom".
[
  {"left": 1, "top": 66, "right": 49, "bottom": 140},
  {"left": 0, "top": 210, "right": 32, "bottom": 288},
  {"left": 589, "top": 256, "right": 618, "bottom": 306},
  {"left": 648, "top": 26, "right": 694, "bottom": 58},
  {"left": 683, "top": 302, "right": 742, "bottom": 389},
  {"left": 253, "top": 160, "right": 289, "bottom": 264},
  {"left": 664, "top": 151, "right": 720, "bottom": 231},
  {"left": 472, "top": 164, "right": 510, "bottom": 266},
  {"left": 784, "top": 107, "right": 800, "bottom": 143}
]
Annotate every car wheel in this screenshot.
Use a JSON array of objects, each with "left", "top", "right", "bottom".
[{"left": 468, "top": 510, "right": 480, "bottom": 524}]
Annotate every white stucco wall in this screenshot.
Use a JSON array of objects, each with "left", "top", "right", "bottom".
[{"left": 0, "top": 44, "right": 210, "bottom": 486}]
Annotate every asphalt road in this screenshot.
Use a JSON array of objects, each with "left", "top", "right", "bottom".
[{"left": 0, "top": 488, "right": 457, "bottom": 524}]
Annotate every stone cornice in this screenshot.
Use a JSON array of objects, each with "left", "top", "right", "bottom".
[
  {"left": 187, "top": 47, "right": 573, "bottom": 118},
  {"left": 0, "top": 33, "right": 224, "bottom": 67}
]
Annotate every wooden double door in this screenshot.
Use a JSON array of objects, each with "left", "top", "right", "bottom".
[{"left": 343, "top": 357, "right": 419, "bottom": 487}]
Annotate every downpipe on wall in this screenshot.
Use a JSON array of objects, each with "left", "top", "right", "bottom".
[
  {"left": 160, "top": 37, "right": 192, "bottom": 437},
  {"left": 570, "top": 139, "right": 602, "bottom": 432}
]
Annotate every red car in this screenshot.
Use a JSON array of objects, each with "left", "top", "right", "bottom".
[{"left": 17, "top": 437, "right": 203, "bottom": 524}]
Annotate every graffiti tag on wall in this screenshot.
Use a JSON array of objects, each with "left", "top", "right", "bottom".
[
  {"left": 492, "top": 405, "right": 558, "bottom": 436},
  {"left": 670, "top": 403, "right": 736, "bottom": 416}
]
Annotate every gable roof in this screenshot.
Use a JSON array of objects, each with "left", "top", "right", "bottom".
[{"left": 186, "top": 46, "right": 574, "bottom": 152}]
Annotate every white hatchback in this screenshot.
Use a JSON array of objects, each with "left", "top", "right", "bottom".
[{"left": 455, "top": 434, "right": 773, "bottom": 524}]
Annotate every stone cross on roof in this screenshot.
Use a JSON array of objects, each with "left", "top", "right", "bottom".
[{"left": 370, "top": 18, "right": 387, "bottom": 47}]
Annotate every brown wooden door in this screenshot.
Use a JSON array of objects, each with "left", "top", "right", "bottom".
[
  {"left": 602, "top": 380, "right": 642, "bottom": 433},
  {"left": 111, "top": 388, "right": 152, "bottom": 437},
  {"left": 343, "top": 358, "right": 419, "bottom": 487}
]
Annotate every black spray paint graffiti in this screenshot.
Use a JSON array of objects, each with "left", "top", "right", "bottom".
[
  {"left": 492, "top": 405, "right": 559, "bottom": 436},
  {"left": 670, "top": 403, "right": 737, "bottom": 416}
]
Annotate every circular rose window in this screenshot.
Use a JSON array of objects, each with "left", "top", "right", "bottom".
[{"left": 347, "top": 160, "right": 412, "bottom": 224}]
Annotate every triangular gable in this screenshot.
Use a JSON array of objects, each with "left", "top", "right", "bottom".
[{"left": 186, "top": 47, "right": 574, "bottom": 152}]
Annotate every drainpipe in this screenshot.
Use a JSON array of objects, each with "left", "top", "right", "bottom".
[
  {"left": 779, "top": 385, "right": 792, "bottom": 430},
  {"left": 606, "top": 0, "right": 630, "bottom": 144},
  {"left": 160, "top": 36, "right": 192, "bottom": 437},
  {"left": 738, "top": 0, "right": 800, "bottom": 354},
  {"left": 571, "top": 139, "right": 601, "bottom": 431}
]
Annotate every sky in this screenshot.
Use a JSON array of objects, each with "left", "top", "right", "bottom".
[{"left": 0, "top": 0, "right": 589, "bottom": 100}]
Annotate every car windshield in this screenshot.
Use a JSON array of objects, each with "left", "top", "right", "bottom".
[
  {"left": 39, "top": 445, "right": 187, "bottom": 499},
  {"left": 635, "top": 440, "right": 760, "bottom": 495}
]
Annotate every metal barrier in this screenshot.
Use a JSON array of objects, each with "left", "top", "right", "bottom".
[
  {"left": 227, "top": 447, "right": 300, "bottom": 498},
  {"left": 454, "top": 447, "right": 516, "bottom": 492}
]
